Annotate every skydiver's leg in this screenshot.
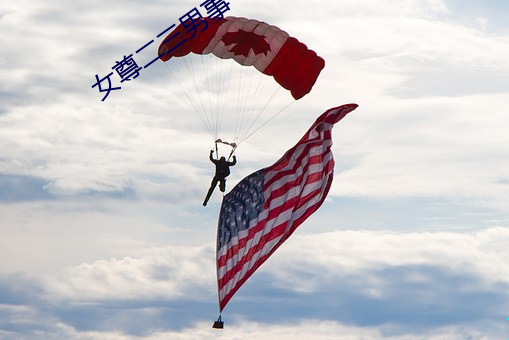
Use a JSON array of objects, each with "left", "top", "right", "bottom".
[
  {"left": 203, "top": 178, "right": 219, "bottom": 206},
  {"left": 219, "top": 178, "right": 226, "bottom": 192}
]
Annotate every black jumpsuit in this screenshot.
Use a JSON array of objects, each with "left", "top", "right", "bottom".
[{"left": 203, "top": 151, "right": 236, "bottom": 206}]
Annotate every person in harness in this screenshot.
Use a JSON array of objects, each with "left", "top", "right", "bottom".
[{"left": 203, "top": 148, "right": 237, "bottom": 206}]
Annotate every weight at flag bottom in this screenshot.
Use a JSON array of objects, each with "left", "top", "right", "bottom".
[{"left": 216, "top": 103, "right": 358, "bottom": 311}]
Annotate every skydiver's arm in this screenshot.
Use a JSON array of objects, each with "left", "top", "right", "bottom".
[
  {"left": 229, "top": 156, "right": 237, "bottom": 166},
  {"left": 209, "top": 150, "right": 215, "bottom": 162}
]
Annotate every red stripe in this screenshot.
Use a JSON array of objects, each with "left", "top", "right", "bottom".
[
  {"left": 264, "top": 195, "right": 298, "bottom": 224},
  {"left": 217, "top": 154, "right": 333, "bottom": 268},
  {"left": 266, "top": 151, "right": 329, "bottom": 188},
  {"left": 264, "top": 130, "right": 323, "bottom": 172},
  {"left": 218, "top": 219, "right": 289, "bottom": 290},
  {"left": 218, "top": 194, "right": 332, "bottom": 311},
  {"left": 219, "top": 244, "right": 277, "bottom": 310},
  {"left": 265, "top": 119, "right": 333, "bottom": 170},
  {"left": 217, "top": 198, "right": 294, "bottom": 270},
  {"left": 218, "top": 152, "right": 332, "bottom": 284},
  {"left": 294, "top": 180, "right": 329, "bottom": 211},
  {"left": 267, "top": 154, "right": 332, "bottom": 201},
  {"left": 218, "top": 167, "right": 333, "bottom": 288},
  {"left": 218, "top": 221, "right": 287, "bottom": 285},
  {"left": 217, "top": 212, "right": 272, "bottom": 266},
  {"left": 264, "top": 138, "right": 331, "bottom": 188},
  {"left": 296, "top": 178, "right": 334, "bottom": 226}
]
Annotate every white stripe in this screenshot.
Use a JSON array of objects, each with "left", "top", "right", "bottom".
[
  {"left": 218, "top": 120, "right": 335, "bottom": 290},
  {"left": 219, "top": 233, "right": 284, "bottom": 298},
  {"left": 217, "top": 152, "right": 333, "bottom": 275},
  {"left": 264, "top": 128, "right": 333, "bottom": 183},
  {"left": 218, "top": 166, "right": 333, "bottom": 281},
  {"left": 217, "top": 227, "right": 251, "bottom": 260},
  {"left": 219, "top": 180, "right": 333, "bottom": 297},
  {"left": 263, "top": 145, "right": 328, "bottom": 187},
  {"left": 264, "top": 151, "right": 333, "bottom": 195},
  {"left": 218, "top": 223, "right": 267, "bottom": 280}
]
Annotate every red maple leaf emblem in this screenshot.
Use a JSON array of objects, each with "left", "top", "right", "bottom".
[{"left": 222, "top": 30, "right": 271, "bottom": 57}]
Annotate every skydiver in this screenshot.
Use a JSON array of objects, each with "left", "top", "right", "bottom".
[{"left": 203, "top": 149, "right": 236, "bottom": 206}]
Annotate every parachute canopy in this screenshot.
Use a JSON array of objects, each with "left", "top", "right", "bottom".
[{"left": 158, "top": 16, "right": 325, "bottom": 100}]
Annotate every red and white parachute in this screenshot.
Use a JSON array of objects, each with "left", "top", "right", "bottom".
[{"left": 158, "top": 16, "right": 325, "bottom": 147}]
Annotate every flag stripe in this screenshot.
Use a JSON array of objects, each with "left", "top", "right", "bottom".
[
  {"left": 218, "top": 165, "right": 332, "bottom": 283},
  {"left": 266, "top": 154, "right": 333, "bottom": 200},
  {"left": 219, "top": 196, "right": 332, "bottom": 309},
  {"left": 216, "top": 157, "right": 333, "bottom": 268},
  {"left": 218, "top": 158, "right": 332, "bottom": 288},
  {"left": 217, "top": 161, "right": 334, "bottom": 287},
  {"left": 264, "top": 139, "right": 332, "bottom": 185}
]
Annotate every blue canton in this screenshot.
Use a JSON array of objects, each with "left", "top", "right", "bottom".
[{"left": 217, "top": 170, "right": 265, "bottom": 249}]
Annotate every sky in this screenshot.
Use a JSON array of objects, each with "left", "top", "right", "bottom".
[{"left": 1, "top": 0, "right": 508, "bottom": 339}]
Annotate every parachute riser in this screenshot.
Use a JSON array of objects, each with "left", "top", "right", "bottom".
[
  {"left": 215, "top": 138, "right": 237, "bottom": 161},
  {"left": 227, "top": 147, "right": 236, "bottom": 162}
]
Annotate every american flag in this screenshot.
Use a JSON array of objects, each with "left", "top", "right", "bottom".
[{"left": 216, "top": 104, "right": 358, "bottom": 311}]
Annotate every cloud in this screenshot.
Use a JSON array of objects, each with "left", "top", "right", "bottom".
[
  {"left": 34, "top": 319, "right": 505, "bottom": 340},
  {"left": 0, "top": 198, "right": 221, "bottom": 276},
  {"left": 0, "top": 227, "right": 503, "bottom": 338},
  {"left": 1, "top": 0, "right": 508, "bottom": 211},
  {"left": 43, "top": 245, "right": 216, "bottom": 302},
  {"left": 329, "top": 93, "right": 509, "bottom": 209},
  {"left": 0, "top": 174, "right": 53, "bottom": 202},
  {"left": 1, "top": 0, "right": 508, "bottom": 338},
  {"left": 269, "top": 227, "right": 509, "bottom": 288},
  {"left": 222, "top": 227, "right": 509, "bottom": 333}
]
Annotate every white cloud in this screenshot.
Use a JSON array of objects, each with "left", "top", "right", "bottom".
[
  {"left": 267, "top": 227, "right": 509, "bottom": 292},
  {"left": 0, "top": 200, "right": 218, "bottom": 275},
  {"left": 1, "top": 0, "right": 508, "bottom": 210},
  {"left": 44, "top": 245, "right": 216, "bottom": 302},
  {"left": 8, "top": 318, "right": 504, "bottom": 340},
  {"left": 142, "top": 320, "right": 502, "bottom": 340},
  {"left": 329, "top": 93, "right": 509, "bottom": 210},
  {"left": 1, "top": 0, "right": 508, "bottom": 338},
  {"left": 1, "top": 226, "right": 508, "bottom": 338},
  {"left": 36, "top": 227, "right": 509, "bottom": 315}
]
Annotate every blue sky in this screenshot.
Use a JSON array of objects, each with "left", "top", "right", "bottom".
[{"left": 1, "top": 0, "right": 509, "bottom": 339}]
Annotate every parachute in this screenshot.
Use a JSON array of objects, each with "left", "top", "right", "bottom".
[
  {"left": 157, "top": 16, "right": 325, "bottom": 147},
  {"left": 157, "top": 17, "right": 332, "bottom": 327}
]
